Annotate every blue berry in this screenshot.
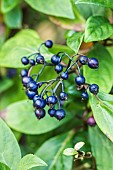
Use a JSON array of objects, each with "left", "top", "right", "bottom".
[
  {"left": 20, "top": 69, "right": 28, "bottom": 77},
  {"left": 34, "top": 98, "right": 46, "bottom": 109},
  {"left": 48, "top": 108, "right": 56, "bottom": 117},
  {"left": 33, "top": 95, "right": 41, "bottom": 103},
  {"left": 87, "top": 116, "right": 96, "bottom": 126},
  {"left": 35, "top": 109, "right": 46, "bottom": 119},
  {"left": 55, "top": 109, "right": 65, "bottom": 120},
  {"left": 88, "top": 58, "right": 99, "bottom": 69},
  {"left": 45, "top": 40, "right": 53, "bottom": 48},
  {"left": 27, "top": 81, "right": 38, "bottom": 91},
  {"left": 81, "top": 92, "right": 88, "bottom": 99},
  {"left": 55, "top": 64, "right": 63, "bottom": 73},
  {"left": 22, "top": 76, "right": 33, "bottom": 87},
  {"left": 61, "top": 72, "right": 68, "bottom": 80},
  {"left": 60, "top": 92, "right": 68, "bottom": 100},
  {"left": 21, "top": 57, "right": 29, "bottom": 65},
  {"left": 26, "top": 90, "right": 38, "bottom": 99},
  {"left": 29, "top": 59, "right": 35, "bottom": 66},
  {"left": 51, "top": 55, "right": 61, "bottom": 65},
  {"left": 36, "top": 53, "right": 44, "bottom": 64},
  {"left": 46, "top": 96, "right": 57, "bottom": 104},
  {"left": 75, "top": 75, "right": 85, "bottom": 85},
  {"left": 89, "top": 84, "right": 99, "bottom": 95},
  {"left": 79, "top": 56, "right": 88, "bottom": 65}
]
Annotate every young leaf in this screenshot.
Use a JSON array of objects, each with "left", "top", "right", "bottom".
[
  {"left": 25, "top": 0, "right": 75, "bottom": 19},
  {"left": 67, "top": 32, "right": 84, "bottom": 53},
  {"left": 5, "top": 100, "right": 75, "bottom": 134},
  {"left": 17, "top": 154, "right": 47, "bottom": 170},
  {"left": 34, "top": 131, "right": 74, "bottom": 170},
  {"left": 4, "top": 6, "right": 22, "bottom": 29},
  {"left": 63, "top": 148, "right": 77, "bottom": 156},
  {"left": 83, "top": 43, "right": 113, "bottom": 93},
  {"left": 89, "top": 126, "right": 113, "bottom": 170},
  {"left": 1, "top": 0, "right": 19, "bottom": 13},
  {"left": 84, "top": 16, "right": 113, "bottom": 42},
  {"left": 74, "top": 142, "right": 85, "bottom": 151},
  {"left": 75, "top": 0, "right": 113, "bottom": 9},
  {"left": 90, "top": 92, "right": 113, "bottom": 142},
  {"left": 0, "top": 118, "right": 21, "bottom": 170},
  {"left": 0, "top": 163, "right": 10, "bottom": 170}
]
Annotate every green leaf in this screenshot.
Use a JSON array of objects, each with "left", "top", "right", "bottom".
[
  {"left": 4, "top": 6, "right": 22, "bottom": 29},
  {"left": 0, "top": 29, "right": 43, "bottom": 68},
  {"left": 0, "top": 118, "right": 21, "bottom": 170},
  {"left": 75, "top": 3, "right": 105, "bottom": 19},
  {"left": 90, "top": 92, "right": 113, "bottom": 142},
  {"left": 17, "top": 154, "right": 47, "bottom": 170},
  {"left": 5, "top": 100, "right": 75, "bottom": 134},
  {"left": 89, "top": 126, "right": 113, "bottom": 170},
  {"left": 83, "top": 43, "right": 113, "bottom": 93},
  {"left": 0, "top": 79, "right": 13, "bottom": 93},
  {"left": 67, "top": 32, "right": 84, "bottom": 53},
  {"left": 1, "top": 0, "right": 19, "bottom": 13},
  {"left": 0, "top": 163, "right": 10, "bottom": 170},
  {"left": 84, "top": 16, "right": 113, "bottom": 42},
  {"left": 75, "top": 0, "right": 113, "bottom": 9},
  {"left": 25, "top": 0, "right": 75, "bottom": 19},
  {"left": 33, "top": 131, "right": 74, "bottom": 170},
  {"left": 63, "top": 148, "right": 77, "bottom": 156}
]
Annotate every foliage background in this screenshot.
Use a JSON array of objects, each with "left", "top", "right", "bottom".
[{"left": 0, "top": 0, "right": 113, "bottom": 170}]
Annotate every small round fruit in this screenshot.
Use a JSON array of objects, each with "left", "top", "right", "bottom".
[
  {"left": 55, "top": 64, "right": 63, "bottom": 73},
  {"left": 60, "top": 92, "right": 68, "bottom": 100},
  {"left": 22, "top": 76, "right": 33, "bottom": 87},
  {"left": 75, "top": 75, "right": 85, "bottom": 85},
  {"left": 88, "top": 58, "right": 99, "bottom": 69},
  {"left": 36, "top": 53, "right": 44, "bottom": 64},
  {"left": 51, "top": 55, "right": 61, "bottom": 65},
  {"left": 79, "top": 56, "right": 88, "bottom": 65},
  {"left": 89, "top": 84, "right": 99, "bottom": 95},
  {"left": 21, "top": 57, "right": 29, "bottom": 65},
  {"left": 34, "top": 98, "right": 46, "bottom": 109},
  {"left": 46, "top": 96, "right": 57, "bottom": 104},
  {"left": 26, "top": 90, "right": 38, "bottom": 100},
  {"left": 48, "top": 108, "right": 56, "bottom": 117},
  {"left": 29, "top": 59, "right": 35, "bottom": 66},
  {"left": 61, "top": 72, "right": 68, "bottom": 80},
  {"left": 35, "top": 109, "right": 46, "bottom": 119},
  {"left": 27, "top": 81, "right": 38, "bottom": 91},
  {"left": 20, "top": 69, "right": 28, "bottom": 77},
  {"left": 45, "top": 40, "right": 53, "bottom": 48},
  {"left": 55, "top": 109, "right": 66, "bottom": 120},
  {"left": 81, "top": 92, "right": 88, "bottom": 100},
  {"left": 33, "top": 95, "right": 41, "bottom": 103},
  {"left": 87, "top": 116, "right": 96, "bottom": 126}
]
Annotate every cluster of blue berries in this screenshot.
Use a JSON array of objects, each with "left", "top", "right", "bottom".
[{"left": 20, "top": 40, "right": 99, "bottom": 120}]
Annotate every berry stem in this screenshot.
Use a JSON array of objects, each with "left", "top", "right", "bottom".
[
  {"left": 38, "top": 43, "right": 45, "bottom": 53},
  {"left": 40, "top": 79, "right": 57, "bottom": 97},
  {"left": 53, "top": 80, "right": 62, "bottom": 94},
  {"left": 35, "top": 63, "right": 46, "bottom": 81},
  {"left": 28, "top": 53, "right": 38, "bottom": 59}
]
